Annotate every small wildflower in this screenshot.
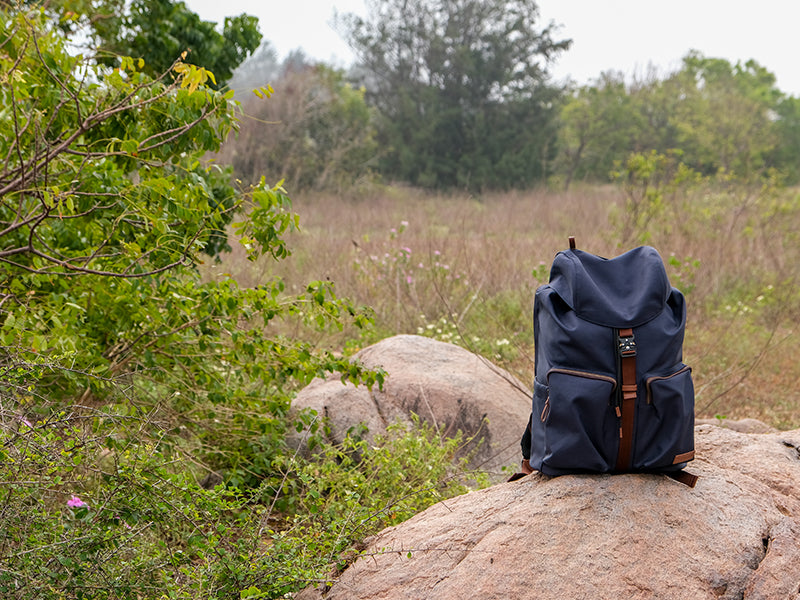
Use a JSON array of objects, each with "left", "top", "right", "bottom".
[
  {"left": 406, "top": 275, "right": 413, "bottom": 284},
  {"left": 67, "top": 495, "right": 88, "bottom": 509}
]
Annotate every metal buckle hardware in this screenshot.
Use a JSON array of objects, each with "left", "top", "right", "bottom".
[{"left": 618, "top": 335, "right": 637, "bottom": 357}]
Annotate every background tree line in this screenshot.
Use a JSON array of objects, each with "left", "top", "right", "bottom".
[{"left": 221, "top": 0, "right": 800, "bottom": 193}]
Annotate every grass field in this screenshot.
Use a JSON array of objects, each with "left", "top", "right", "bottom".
[{"left": 204, "top": 182, "right": 800, "bottom": 429}]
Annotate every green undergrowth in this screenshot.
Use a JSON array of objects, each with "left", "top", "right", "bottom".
[{"left": 0, "top": 401, "right": 486, "bottom": 599}]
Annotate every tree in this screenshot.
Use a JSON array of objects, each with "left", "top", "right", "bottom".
[
  {"left": 227, "top": 40, "right": 281, "bottom": 95},
  {"left": 556, "top": 71, "right": 641, "bottom": 189},
  {"left": 42, "top": 0, "right": 261, "bottom": 87},
  {"left": 553, "top": 52, "right": 786, "bottom": 186},
  {"left": 337, "top": 0, "right": 571, "bottom": 190},
  {"left": 0, "top": 7, "right": 379, "bottom": 485},
  {"left": 220, "top": 61, "right": 378, "bottom": 192},
  {"left": 770, "top": 95, "right": 800, "bottom": 184},
  {"left": 669, "top": 52, "right": 781, "bottom": 178}
]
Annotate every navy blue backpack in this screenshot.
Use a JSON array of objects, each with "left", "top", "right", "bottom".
[{"left": 518, "top": 239, "right": 696, "bottom": 486}]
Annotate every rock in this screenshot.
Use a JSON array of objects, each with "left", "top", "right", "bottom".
[
  {"left": 296, "top": 425, "right": 800, "bottom": 600},
  {"left": 695, "top": 417, "right": 777, "bottom": 434},
  {"left": 290, "top": 335, "right": 531, "bottom": 478}
]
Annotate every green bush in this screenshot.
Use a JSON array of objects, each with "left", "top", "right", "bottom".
[{"left": 0, "top": 405, "right": 483, "bottom": 599}]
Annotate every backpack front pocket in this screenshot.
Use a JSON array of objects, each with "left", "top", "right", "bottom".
[
  {"left": 634, "top": 365, "right": 695, "bottom": 470},
  {"left": 539, "top": 369, "right": 619, "bottom": 473}
]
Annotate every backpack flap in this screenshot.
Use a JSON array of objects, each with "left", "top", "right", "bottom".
[{"left": 548, "top": 246, "right": 672, "bottom": 328}]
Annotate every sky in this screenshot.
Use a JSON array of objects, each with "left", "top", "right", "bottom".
[{"left": 183, "top": 0, "right": 800, "bottom": 96}]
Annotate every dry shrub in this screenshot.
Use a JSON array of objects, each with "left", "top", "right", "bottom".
[{"left": 205, "top": 183, "right": 800, "bottom": 428}]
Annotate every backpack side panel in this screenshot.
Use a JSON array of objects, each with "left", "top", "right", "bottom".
[
  {"left": 629, "top": 288, "right": 694, "bottom": 470},
  {"left": 531, "top": 285, "right": 619, "bottom": 475}
]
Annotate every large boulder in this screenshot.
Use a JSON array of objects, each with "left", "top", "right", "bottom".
[
  {"left": 297, "top": 424, "right": 800, "bottom": 600},
  {"left": 290, "top": 335, "right": 531, "bottom": 478}
]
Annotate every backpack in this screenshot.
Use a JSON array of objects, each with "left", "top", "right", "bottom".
[{"left": 522, "top": 238, "right": 696, "bottom": 485}]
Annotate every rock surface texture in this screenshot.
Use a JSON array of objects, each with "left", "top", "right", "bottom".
[
  {"left": 297, "top": 424, "right": 800, "bottom": 600},
  {"left": 290, "top": 335, "right": 531, "bottom": 477}
]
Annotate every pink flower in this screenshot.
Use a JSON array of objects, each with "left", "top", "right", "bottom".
[
  {"left": 67, "top": 495, "right": 88, "bottom": 509},
  {"left": 406, "top": 275, "right": 413, "bottom": 284}
]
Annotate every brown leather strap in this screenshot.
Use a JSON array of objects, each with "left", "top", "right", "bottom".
[
  {"left": 666, "top": 470, "right": 699, "bottom": 488},
  {"left": 615, "top": 328, "right": 637, "bottom": 472},
  {"left": 507, "top": 459, "right": 534, "bottom": 482}
]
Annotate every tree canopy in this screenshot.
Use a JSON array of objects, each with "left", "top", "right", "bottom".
[
  {"left": 220, "top": 61, "right": 378, "bottom": 193},
  {"left": 554, "top": 52, "right": 795, "bottom": 188},
  {"left": 36, "top": 0, "right": 261, "bottom": 86},
  {"left": 337, "top": 0, "right": 571, "bottom": 190}
]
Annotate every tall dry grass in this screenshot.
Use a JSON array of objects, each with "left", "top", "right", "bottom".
[{"left": 203, "top": 183, "right": 800, "bottom": 429}]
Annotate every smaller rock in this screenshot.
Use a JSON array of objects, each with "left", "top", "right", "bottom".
[{"left": 289, "top": 335, "right": 532, "bottom": 478}]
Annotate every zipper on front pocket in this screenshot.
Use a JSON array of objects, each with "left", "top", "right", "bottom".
[
  {"left": 547, "top": 368, "right": 619, "bottom": 417},
  {"left": 546, "top": 368, "right": 618, "bottom": 388},
  {"left": 645, "top": 365, "right": 692, "bottom": 404}
]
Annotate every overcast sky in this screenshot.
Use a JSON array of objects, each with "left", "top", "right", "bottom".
[{"left": 184, "top": 0, "right": 800, "bottom": 96}]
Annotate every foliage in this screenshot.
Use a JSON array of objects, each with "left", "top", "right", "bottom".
[
  {"left": 220, "top": 63, "right": 378, "bottom": 193},
  {"left": 670, "top": 52, "right": 781, "bottom": 177},
  {"left": 0, "top": 407, "right": 245, "bottom": 599},
  {"left": 337, "top": 0, "right": 571, "bottom": 190},
  {"left": 0, "top": 9, "right": 456, "bottom": 599},
  {"left": 286, "top": 417, "right": 485, "bottom": 565},
  {"left": 554, "top": 51, "right": 790, "bottom": 186},
  {"left": 555, "top": 71, "right": 641, "bottom": 190},
  {"left": 609, "top": 150, "right": 701, "bottom": 246},
  {"left": 0, "top": 398, "right": 481, "bottom": 599},
  {"left": 768, "top": 95, "right": 800, "bottom": 183},
  {"left": 0, "top": 6, "right": 385, "bottom": 491},
  {"left": 42, "top": 0, "right": 262, "bottom": 87}
]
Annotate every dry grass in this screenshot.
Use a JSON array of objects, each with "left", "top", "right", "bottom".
[{"left": 204, "top": 183, "right": 800, "bottom": 429}]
